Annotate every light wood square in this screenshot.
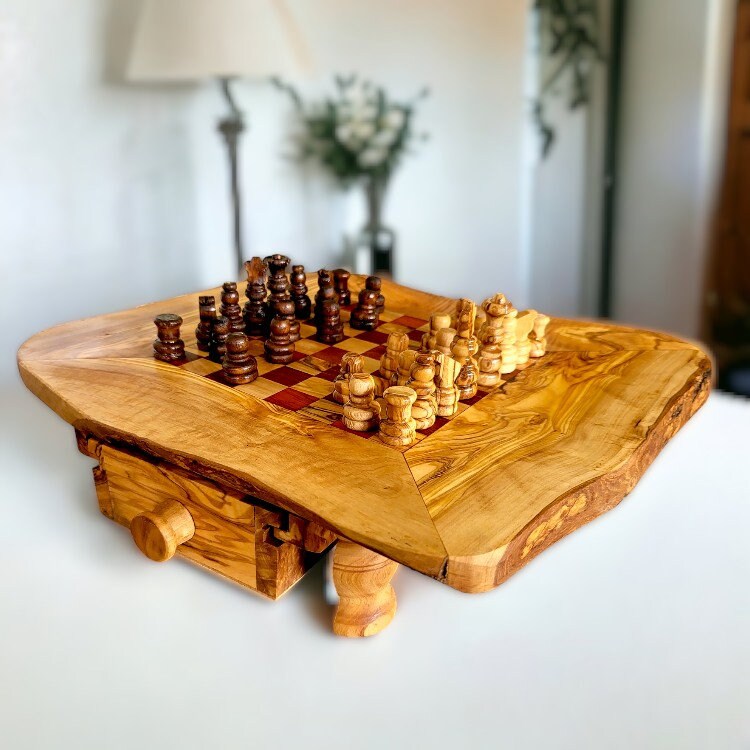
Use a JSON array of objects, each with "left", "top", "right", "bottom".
[
  {"left": 256, "top": 358, "right": 283, "bottom": 376},
  {"left": 299, "top": 398, "right": 343, "bottom": 424},
  {"left": 337, "top": 337, "right": 377, "bottom": 354},
  {"left": 378, "top": 323, "right": 410, "bottom": 335},
  {"left": 291, "top": 377, "right": 334, "bottom": 399},
  {"left": 378, "top": 309, "right": 401, "bottom": 323},
  {"left": 296, "top": 338, "right": 327, "bottom": 355},
  {"left": 362, "top": 357, "right": 382, "bottom": 374},
  {"left": 235, "top": 378, "right": 287, "bottom": 399},
  {"left": 299, "top": 323, "right": 317, "bottom": 338},
  {"left": 180, "top": 358, "right": 223, "bottom": 376},
  {"left": 342, "top": 324, "right": 365, "bottom": 338},
  {"left": 247, "top": 339, "right": 265, "bottom": 357}
]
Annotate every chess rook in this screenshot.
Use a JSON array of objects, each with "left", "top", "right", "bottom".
[
  {"left": 153, "top": 313, "right": 185, "bottom": 362},
  {"left": 220, "top": 281, "right": 245, "bottom": 333},
  {"left": 407, "top": 353, "right": 437, "bottom": 430},
  {"left": 530, "top": 313, "right": 550, "bottom": 357},
  {"left": 428, "top": 313, "right": 452, "bottom": 350},
  {"left": 317, "top": 296, "right": 344, "bottom": 344},
  {"left": 350, "top": 284, "right": 379, "bottom": 331},
  {"left": 343, "top": 373, "right": 381, "bottom": 431},
  {"left": 451, "top": 298, "right": 480, "bottom": 400},
  {"left": 366, "top": 275, "right": 385, "bottom": 313},
  {"left": 435, "top": 352, "right": 461, "bottom": 417},
  {"left": 333, "top": 269, "right": 351, "bottom": 306},
  {"left": 289, "top": 264, "right": 312, "bottom": 320},
  {"left": 378, "top": 386, "right": 417, "bottom": 447},
  {"left": 276, "top": 297, "right": 300, "bottom": 343},
  {"left": 380, "top": 332, "right": 408, "bottom": 383},
  {"left": 265, "top": 317, "right": 295, "bottom": 364},
  {"left": 222, "top": 332, "right": 258, "bottom": 385},
  {"left": 243, "top": 257, "right": 269, "bottom": 337},
  {"left": 209, "top": 315, "right": 230, "bottom": 363},
  {"left": 195, "top": 295, "right": 216, "bottom": 352},
  {"left": 333, "top": 352, "right": 365, "bottom": 405}
]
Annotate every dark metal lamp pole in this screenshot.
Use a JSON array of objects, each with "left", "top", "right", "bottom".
[{"left": 217, "top": 77, "right": 246, "bottom": 274}]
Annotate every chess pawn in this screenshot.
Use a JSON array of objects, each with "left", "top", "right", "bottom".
[
  {"left": 209, "top": 315, "right": 230, "bottom": 363},
  {"left": 434, "top": 327, "right": 457, "bottom": 356},
  {"left": 220, "top": 282, "right": 245, "bottom": 333},
  {"left": 195, "top": 295, "right": 216, "bottom": 351},
  {"left": 378, "top": 386, "right": 417, "bottom": 447},
  {"left": 317, "top": 296, "right": 344, "bottom": 344},
  {"left": 396, "top": 349, "right": 417, "bottom": 386},
  {"left": 275, "top": 297, "right": 300, "bottom": 343},
  {"left": 515, "top": 310, "right": 537, "bottom": 365},
  {"left": 428, "top": 313, "right": 452, "bottom": 350},
  {"left": 343, "top": 373, "right": 381, "bottom": 431},
  {"left": 314, "top": 269, "right": 335, "bottom": 325},
  {"left": 499, "top": 308, "right": 518, "bottom": 374},
  {"left": 451, "top": 298, "right": 480, "bottom": 400},
  {"left": 265, "top": 317, "right": 295, "bottom": 364},
  {"left": 243, "top": 257, "right": 269, "bottom": 337},
  {"left": 380, "top": 332, "right": 408, "bottom": 382},
  {"left": 435, "top": 352, "right": 461, "bottom": 417},
  {"left": 153, "top": 313, "right": 185, "bottom": 362},
  {"left": 333, "top": 268, "right": 351, "bottom": 306},
  {"left": 349, "top": 286, "right": 379, "bottom": 331},
  {"left": 530, "top": 313, "right": 550, "bottom": 357},
  {"left": 290, "top": 264, "right": 311, "bottom": 320},
  {"left": 222, "top": 332, "right": 258, "bottom": 385},
  {"left": 333, "top": 353, "right": 365, "bottom": 404},
  {"left": 366, "top": 275, "right": 385, "bottom": 313},
  {"left": 477, "top": 328, "right": 502, "bottom": 388},
  {"left": 407, "top": 353, "right": 437, "bottom": 430}
]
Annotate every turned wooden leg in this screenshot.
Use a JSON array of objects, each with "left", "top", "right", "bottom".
[{"left": 332, "top": 540, "right": 398, "bottom": 638}]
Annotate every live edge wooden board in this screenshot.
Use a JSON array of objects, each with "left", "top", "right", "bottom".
[{"left": 18, "top": 275, "right": 712, "bottom": 637}]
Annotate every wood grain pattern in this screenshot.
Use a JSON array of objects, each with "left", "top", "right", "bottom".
[{"left": 18, "top": 277, "right": 712, "bottom": 595}]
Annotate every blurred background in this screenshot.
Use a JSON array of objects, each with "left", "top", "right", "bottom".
[{"left": 1, "top": 0, "right": 748, "bottom": 395}]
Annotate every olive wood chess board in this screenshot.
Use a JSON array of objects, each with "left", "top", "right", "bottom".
[{"left": 18, "top": 275, "right": 712, "bottom": 636}]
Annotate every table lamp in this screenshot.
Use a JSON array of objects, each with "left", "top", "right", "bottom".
[{"left": 127, "top": 0, "right": 312, "bottom": 272}]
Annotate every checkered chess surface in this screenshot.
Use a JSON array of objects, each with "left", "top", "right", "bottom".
[{"left": 171, "top": 305, "right": 490, "bottom": 451}]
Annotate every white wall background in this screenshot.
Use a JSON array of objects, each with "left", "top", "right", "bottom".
[
  {"left": 0, "top": 0, "right": 528, "bottom": 384},
  {"left": 612, "top": 0, "right": 734, "bottom": 338}
]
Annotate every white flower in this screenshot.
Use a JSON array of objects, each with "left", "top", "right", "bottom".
[
  {"left": 351, "top": 120, "right": 375, "bottom": 141},
  {"left": 371, "top": 127, "right": 398, "bottom": 148},
  {"left": 358, "top": 147, "right": 387, "bottom": 168},
  {"left": 383, "top": 108, "right": 406, "bottom": 130},
  {"left": 335, "top": 123, "right": 354, "bottom": 143}
]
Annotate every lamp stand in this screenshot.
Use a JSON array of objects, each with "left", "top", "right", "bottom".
[{"left": 217, "top": 77, "right": 246, "bottom": 274}]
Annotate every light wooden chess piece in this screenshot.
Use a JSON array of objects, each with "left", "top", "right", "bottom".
[
  {"left": 515, "top": 310, "right": 537, "bottom": 366},
  {"left": 343, "top": 373, "right": 381, "bottom": 431},
  {"left": 434, "top": 352, "right": 461, "bottom": 417},
  {"left": 428, "top": 313, "right": 452, "bottom": 350},
  {"left": 530, "top": 313, "right": 550, "bottom": 357},
  {"left": 407, "top": 353, "right": 437, "bottom": 430},
  {"left": 377, "top": 386, "right": 417, "bottom": 447},
  {"left": 451, "top": 298, "right": 480, "bottom": 400},
  {"left": 333, "top": 353, "right": 365, "bottom": 405},
  {"left": 396, "top": 349, "right": 417, "bottom": 386},
  {"left": 477, "top": 326, "right": 503, "bottom": 388},
  {"left": 500, "top": 308, "right": 518, "bottom": 374},
  {"left": 435, "top": 327, "right": 457, "bottom": 356},
  {"left": 380, "top": 332, "right": 408, "bottom": 383}
]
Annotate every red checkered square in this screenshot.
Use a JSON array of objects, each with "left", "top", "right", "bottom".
[
  {"left": 315, "top": 346, "right": 349, "bottom": 365},
  {"left": 317, "top": 366, "right": 341, "bottom": 382},
  {"left": 357, "top": 329, "right": 389, "bottom": 345},
  {"left": 363, "top": 345, "right": 387, "bottom": 360},
  {"left": 407, "top": 330, "right": 425, "bottom": 344},
  {"left": 265, "top": 389, "right": 319, "bottom": 410},
  {"left": 263, "top": 366, "right": 312, "bottom": 387}
]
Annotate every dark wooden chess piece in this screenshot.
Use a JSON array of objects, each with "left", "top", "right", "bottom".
[
  {"left": 222, "top": 332, "right": 258, "bottom": 385},
  {"left": 334, "top": 269, "right": 351, "bottom": 306},
  {"left": 153, "top": 314, "right": 185, "bottom": 362},
  {"left": 220, "top": 281, "right": 245, "bottom": 333},
  {"left": 366, "top": 275, "right": 385, "bottom": 313},
  {"left": 265, "top": 317, "right": 295, "bottom": 364},
  {"left": 290, "top": 264, "right": 311, "bottom": 320},
  {"left": 349, "top": 285, "right": 379, "bottom": 331},
  {"left": 243, "top": 257, "right": 269, "bottom": 338},
  {"left": 209, "top": 315, "right": 230, "bottom": 363},
  {"left": 276, "top": 298, "right": 300, "bottom": 343},
  {"left": 314, "top": 269, "right": 335, "bottom": 325},
  {"left": 264, "top": 253, "right": 291, "bottom": 319},
  {"left": 318, "top": 297, "right": 344, "bottom": 344},
  {"left": 195, "top": 295, "right": 216, "bottom": 351}
]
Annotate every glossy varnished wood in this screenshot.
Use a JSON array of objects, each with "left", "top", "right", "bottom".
[{"left": 18, "top": 277, "right": 711, "bottom": 594}]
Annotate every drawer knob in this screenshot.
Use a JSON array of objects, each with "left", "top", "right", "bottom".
[{"left": 130, "top": 500, "right": 195, "bottom": 562}]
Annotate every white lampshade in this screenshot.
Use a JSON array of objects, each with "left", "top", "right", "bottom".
[{"left": 127, "top": 0, "right": 313, "bottom": 82}]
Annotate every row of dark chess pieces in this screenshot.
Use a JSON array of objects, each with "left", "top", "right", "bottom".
[{"left": 151, "top": 255, "right": 386, "bottom": 385}]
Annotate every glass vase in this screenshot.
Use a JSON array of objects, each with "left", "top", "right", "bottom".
[{"left": 355, "top": 176, "right": 395, "bottom": 276}]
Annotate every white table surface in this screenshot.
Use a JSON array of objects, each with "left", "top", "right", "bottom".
[{"left": 1, "top": 382, "right": 748, "bottom": 750}]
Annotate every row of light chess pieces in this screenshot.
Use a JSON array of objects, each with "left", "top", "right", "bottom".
[{"left": 330, "top": 295, "right": 550, "bottom": 448}]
